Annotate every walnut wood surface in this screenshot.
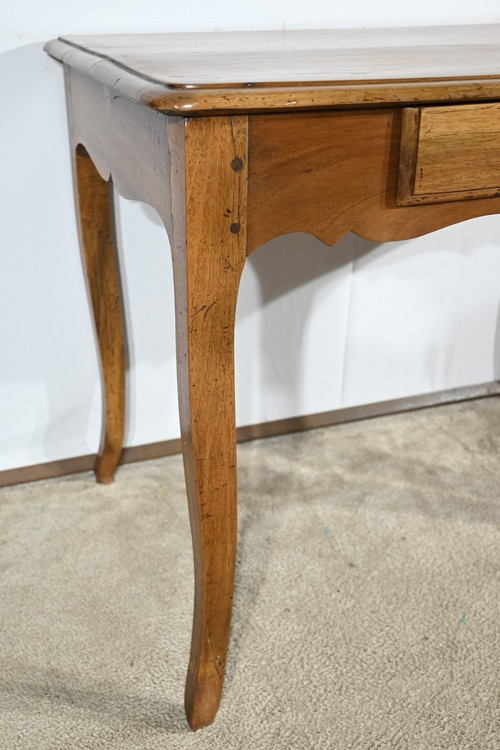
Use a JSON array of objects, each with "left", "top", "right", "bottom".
[
  {"left": 45, "top": 26, "right": 500, "bottom": 730},
  {"left": 411, "top": 103, "right": 500, "bottom": 203},
  {"left": 398, "top": 104, "right": 500, "bottom": 205},
  {"left": 397, "top": 107, "right": 422, "bottom": 206},
  {"left": 65, "top": 71, "right": 249, "bottom": 727},
  {"left": 72, "top": 145, "right": 126, "bottom": 483},
  {"left": 44, "top": 26, "right": 500, "bottom": 114},
  {"left": 170, "top": 115, "right": 248, "bottom": 729},
  {"left": 247, "top": 109, "right": 500, "bottom": 252},
  {"left": 64, "top": 67, "right": 175, "bottom": 232},
  {"left": 51, "top": 26, "right": 500, "bottom": 85}
]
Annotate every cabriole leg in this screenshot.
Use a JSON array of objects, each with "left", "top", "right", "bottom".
[
  {"left": 73, "top": 145, "right": 126, "bottom": 483},
  {"left": 171, "top": 115, "right": 248, "bottom": 729}
]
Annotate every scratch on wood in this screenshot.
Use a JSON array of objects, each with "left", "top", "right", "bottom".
[{"left": 203, "top": 298, "right": 219, "bottom": 316}]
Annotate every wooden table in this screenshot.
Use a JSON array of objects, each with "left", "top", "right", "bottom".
[{"left": 45, "top": 26, "right": 500, "bottom": 729}]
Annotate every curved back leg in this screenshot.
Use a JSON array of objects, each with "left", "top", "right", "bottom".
[{"left": 72, "top": 145, "right": 126, "bottom": 483}]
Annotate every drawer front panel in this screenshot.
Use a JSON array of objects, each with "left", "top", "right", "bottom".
[{"left": 397, "top": 102, "right": 500, "bottom": 205}]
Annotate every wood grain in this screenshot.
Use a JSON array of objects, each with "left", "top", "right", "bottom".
[
  {"left": 414, "top": 103, "right": 500, "bottom": 202},
  {"left": 397, "top": 107, "right": 421, "bottom": 206},
  {"left": 169, "top": 115, "right": 248, "bottom": 729},
  {"left": 50, "top": 26, "right": 500, "bottom": 86},
  {"left": 45, "top": 26, "right": 500, "bottom": 114},
  {"left": 45, "top": 27, "right": 500, "bottom": 730},
  {"left": 73, "top": 145, "right": 126, "bottom": 483},
  {"left": 247, "top": 109, "right": 500, "bottom": 252},
  {"left": 65, "top": 84, "right": 250, "bottom": 724},
  {"left": 399, "top": 104, "right": 500, "bottom": 205},
  {"left": 64, "top": 67, "right": 175, "bottom": 233}
]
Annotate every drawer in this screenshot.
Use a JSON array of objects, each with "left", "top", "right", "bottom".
[{"left": 397, "top": 102, "right": 500, "bottom": 206}]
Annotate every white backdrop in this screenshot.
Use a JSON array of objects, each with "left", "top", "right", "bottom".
[{"left": 2, "top": 2, "right": 500, "bottom": 472}]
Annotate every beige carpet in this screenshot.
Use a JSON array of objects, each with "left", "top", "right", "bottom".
[{"left": 0, "top": 399, "right": 499, "bottom": 749}]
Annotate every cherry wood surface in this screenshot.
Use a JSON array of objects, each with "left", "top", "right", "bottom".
[{"left": 45, "top": 26, "right": 500, "bottom": 730}]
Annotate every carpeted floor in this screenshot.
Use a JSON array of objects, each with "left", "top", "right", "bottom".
[{"left": 0, "top": 398, "right": 499, "bottom": 749}]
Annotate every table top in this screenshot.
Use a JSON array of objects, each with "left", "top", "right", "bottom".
[{"left": 45, "top": 25, "right": 500, "bottom": 114}]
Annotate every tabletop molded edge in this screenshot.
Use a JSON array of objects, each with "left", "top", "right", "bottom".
[{"left": 44, "top": 34, "right": 500, "bottom": 115}]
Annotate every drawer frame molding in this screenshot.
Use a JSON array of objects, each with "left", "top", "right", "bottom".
[{"left": 398, "top": 103, "right": 500, "bottom": 206}]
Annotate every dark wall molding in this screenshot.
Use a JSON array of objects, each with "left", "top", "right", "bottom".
[{"left": 1, "top": 381, "right": 499, "bottom": 489}]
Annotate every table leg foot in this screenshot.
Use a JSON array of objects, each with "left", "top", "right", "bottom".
[
  {"left": 185, "top": 669, "right": 225, "bottom": 730},
  {"left": 73, "top": 145, "right": 126, "bottom": 483}
]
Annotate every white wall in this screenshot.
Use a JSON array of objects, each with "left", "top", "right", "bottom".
[{"left": 2, "top": 2, "right": 500, "bottom": 471}]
